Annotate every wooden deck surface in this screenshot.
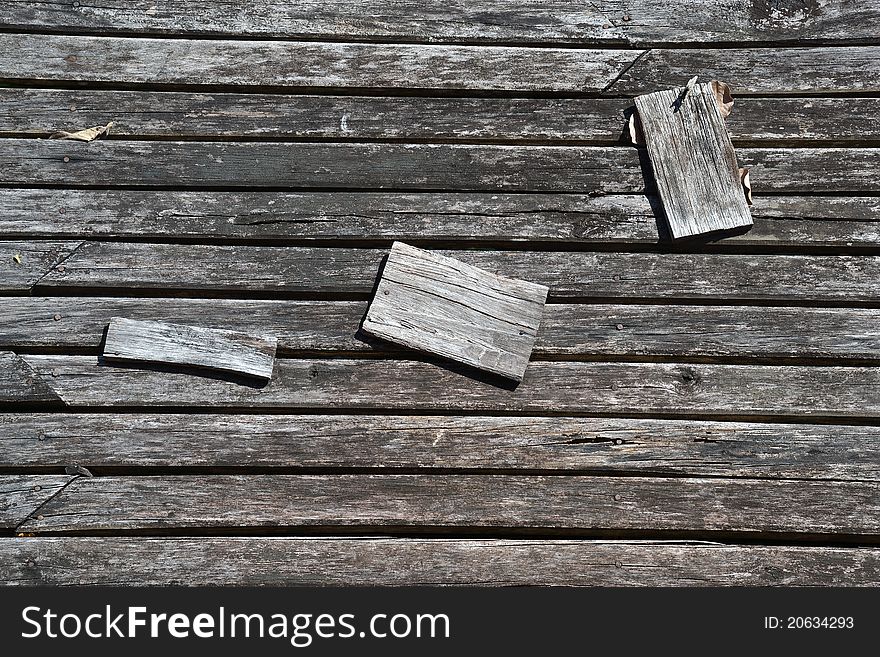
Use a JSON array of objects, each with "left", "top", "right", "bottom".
[{"left": 1, "top": 1, "right": 879, "bottom": 586}]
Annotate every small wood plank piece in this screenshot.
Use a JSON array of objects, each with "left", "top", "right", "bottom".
[
  {"left": 102, "top": 317, "right": 277, "bottom": 380},
  {"left": 635, "top": 82, "right": 753, "bottom": 239},
  {"left": 362, "top": 242, "right": 548, "bottom": 382}
]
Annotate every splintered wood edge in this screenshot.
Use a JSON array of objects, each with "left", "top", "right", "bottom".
[{"left": 103, "top": 317, "right": 278, "bottom": 381}]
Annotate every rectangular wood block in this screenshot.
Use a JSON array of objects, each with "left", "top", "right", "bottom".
[
  {"left": 103, "top": 317, "right": 277, "bottom": 380},
  {"left": 636, "top": 82, "right": 753, "bottom": 239},
  {"left": 362, "top": 242, "right": 548, "bottom": 382}
]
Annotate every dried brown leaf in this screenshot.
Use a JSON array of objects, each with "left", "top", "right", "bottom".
[
  {"left": 628, "top": 110, "right": 645, "bottom": 145},
  {"left": 50, "top": 121, "right": 114, "bottom": 142},
  {"left": 711, "top": 81, "right": 734, "bottom": 118},
  {"left": 739, "top": 167, "right": 753, "bottom": 205}
]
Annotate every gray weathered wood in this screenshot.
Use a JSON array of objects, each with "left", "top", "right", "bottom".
[
  {"left": 0, "top": 475, "right": 75, "bottom": 529},
  {"left": 614, "top": 46, "right": 880, "bottom": 95},
  {"left": 636, "top": 83, "right": 752, "bottom": 238},
  {"left": 0, "top": 34, "right": 640, "bottom": 93},
  {"left": 2, "top": 537, "right": 878, "bottom": 586},
  {"left": 2, "top": 190, "right": 878, "bottom": 248},
  {"left": 19, "top": 356, "right": 880, "bottom": 419},
  {"left": 2, "top": 140, "right": 878, "bottom": 193},
  {"left": 103, "top": 317, "right": 277, "bottom": 380},
  {"left": 2, "top": 190, "right": 878, "bottom": 246},
  {"left": 2, "top": 413, "right": 878, "bottom": 481},
  {"left": 28, "top": 243, "right": 880, "bottom": 303},
  {"left": 0, "top": 240, "right": 83, "bottom": 292},
  {"left": 16, "top": 474, "right": 880, "bottom": 537},
  {"left": 5, "top": 299, "right": 880, "bottom": 363},
  {"left": 0, "top": 352, "right": 62, "bottom": 406},
  {"left": 3, "top": 1, "right": 878, "bottom": 46},
  {"left": 363, "top": 242, "right": 547, "bottom": 381},
  {"left": 3, "top": 90, "right": 877, "bottom": 144},
  {"left": 1, "top": 35, "right": 876, "bottom": 94}
]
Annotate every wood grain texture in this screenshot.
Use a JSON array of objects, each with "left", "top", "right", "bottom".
[
  {"left": 0, "top": 240, "right": 82, "bottom": 292},
  {"left": 4, "top": 1, "right": 880, "bottom": 45},
  {"left": 0, "top": 475, "right": 74, "bottom": 529},
  {"left": 613, "top": 46, "right": 880, "bottom": 95},
  {"left": 4, "top": 90, "right": 878, "bottom": 143},
  {"left": 29, "top": 243, "right": 880, "bottom": 303},
  {"left": 363, "top": 243, "right": 547, "bottom": 381},
  {"left": 103, "top": 317, "right": 277, "bottom": 380},
  {"left": 3, "top": 537, "right": 878, "bottom": 586},
  {"left": 636, "top": 83, "right": 752, "bottom": 238},
  {"left": 18, "top": 356, "right": 880, "bottom": 420},
  {"left": 0, "top": 33, "right": 640, "bottom": 93},
  {"left": 2, "top": 190, "right": 878, "bottom": 247},
  {"left": 2, "top": 413, "right": 878, "bottom": 481},
  {"left": 0, "top": 352, "right": 62, "bottom": 406},
  {"left": 6, "top": 299, "right": 880, "bottom": 363},
  {"left": 2, "top": 140, "right": 879, "bottom": 193},
  {"left": 15, "top": 474, "right": 880, "bottom": 537},
  {"left": 1, "top": 35, "right": 876, "bottom": 94}
]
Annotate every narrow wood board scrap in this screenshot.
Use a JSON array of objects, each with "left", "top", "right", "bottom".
[
  {"left": 362, "top": 242, "right": 548, "bottom": 382},
  {"left": 102, "top": 317, "right": 277, "bottom": 380},
  {"left": 636, "top": 82, "right": 752, "bottom": 239}
]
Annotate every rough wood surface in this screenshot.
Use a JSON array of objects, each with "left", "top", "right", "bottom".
[
  {"left": 2, "top": 414, "right": 877, "bottom": 481},
  {"left": 0, "top": 352, "right": 62, "bottom": 406},
  {"left": 363, "top": 242, "right": 547, "bottom": 381},
  {"left": 5, "top": 299, "right": 880, "bottom": 362},
  {"left": 615, "top": 46, "right": 880, "bottom": 95},
  {"left": 15, "top": 474, "right": 880, "bottom": 537},
  {"left": 2, "top": 190, "right": 878, "bottom": 247},
  {"left": 18, "top": 356, "right": 880, "bottom": 420},
  {"left": 636, "top": 83, "right": 752, "bottom": 239},
  {"left": 4, "top": 1, "right": 878, "bottom": 45},
  {"left": 27, "top": 243, "right": 880, "bottom": 303},
  {"left": 0, "top": 240, "right": 82, "bottom": 292},
  {"left": 0, "top": 475, "right": 74, "bottom": 529},
  {"left": 2, "top": 537, "right": 878, "bottom": 586},
  {"left": 4, "top": 90, "right": 878, "bottom": 144},
  {"left": 2, "top": 140, "right": 878, "bottom": 193},
  {"left": 0, "top": 34, "right": 640, "bottom": 93},
  {"left": 1, "top": 35, "right": 877, "bottom": 94},
  {"left": 103, "top": 317, "right": 277, "bottom": 380}
]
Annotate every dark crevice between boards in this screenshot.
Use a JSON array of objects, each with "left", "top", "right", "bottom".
[
  {"left": 20, "top": 287, "right": 880, "bottom": 309},
  {"left": 3, "top": 132, "right": 880, "bottom": 148},
  {"left": 12, "top": 525, "right": 880, "bottom": 546},
  {"left": 0, "top": 465, "right": 876, "bottom": 485},
  {"left": 1, "top": 24, "right": 879, "bottom": 49},
  {"left": 3, "top": 77, "right": 880, "bottom": 99},
  {"left": 8, "top": 234, "right": 880, "bottom": 256},
  {"left": 9, "top": 345, "right": 880, "bottom": 368},
  {"left": 2, "top": 405, "right": 880, "bottom": 427}
]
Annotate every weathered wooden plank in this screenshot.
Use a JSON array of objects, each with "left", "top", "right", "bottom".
[
  {"left": 2, "top": 413, "right": 878, "bottom": 481},
  {"left": 0, "top": 35, "right": 875, "bottom": 94},
  {"left": 636, "top": 82, "right": 752, "bottom": 239},
  {"left": 612, "top": 46, "right": 880, "bottom": 95},
  {"left": 102, "top": 317, "right": 277, "bottom": 380},
  {"left": 2, "top": 537, "right": 877, "bottom": 586},
  {"left": 0, "top": 34, "right": 640, "bottom": 93},
  {"left": 0, "top": 352, "right": 62, "bottom": 406},
  {"left": 0, "top": 476, "right": 74, "bottom": 530},
  {"left": 4, "top": 90, "right": 877, "bottom": 143},
  {"left": 363, "top": 243, "right": 547, "bottom": 381},
  {"left": 0, "top": 240, "right": 82, "bottom": 292},
  {"left": 3, "top": 1, "right": 879, "bottom": 45},
  {"left": 19, "top": 356, "right": 880, "bottom": 419},
  {"left": 1, "top": 140, "right": 876, "bottom": 193},
  {"left": 16, "top": 474, "right": 880, "bottom": 536},
  {"left": 29, "top": 243, "right": 880, "bottom": 303},
  {"left": 6, "top": 299, "right": 880, "bottom": 363},
  {"left": 2, "top": 190, "right": 878, "bottom": 247}
]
